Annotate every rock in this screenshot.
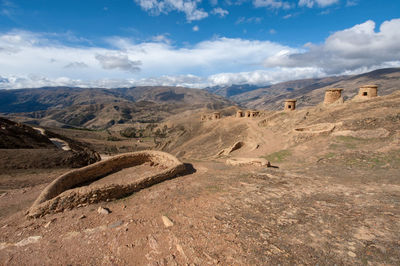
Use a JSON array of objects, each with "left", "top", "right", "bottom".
[
  {"left": 15, "top": 236, "right": 42, "bottom": 247},
  {"left": 347, "top": 251, "right": 357, "bottom": 258},
  {"left": 161, "top": 216, "right": 174, "bottom": 227},
  {"left": 44, "top": 218, "right": 56, "bottom": 228},
  {"left": 226, "top": 157, "right": 270, "bottom": 167},
  {"left": 44, "top": 221, "right": 52, "bottom": 228},
  {"left": 108, "top": 220, "right": 123, "bottom": 229},
  {"left": 97, "top": 207, "right": 111, "bottom": 215},
  {"left": 79, "top": 215, "right": 86, "bottom": 219}
]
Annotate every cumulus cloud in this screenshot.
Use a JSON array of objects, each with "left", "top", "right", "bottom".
[
  {"left": 235, "top": 16, "right": 262, "bottom": 24},
  {"left": 1, "top": 18, "right": 400, "bottom": 89},
  {"left": 253, "top": 0, "right": 293, "bottom": 9},
  {"left": 298, "top": 0, "right": 339, "bottom": 8},
  {"left": 64, "top": 62, "right": 89, "bottom": 69},
  {"left": 208, "top": 67, "right": 324, "bottom": 86},
  {"left": 211, "top": 7, "right": 228, "bottom": 17},
  {"left": 263, "top": 19, "right": 400, "bottom": 74},
  {"left": 151, "top": 34, "right": 172, "bottom": 44},
  {"left": 134, "top": 0, "right": 208, "bottom": 21},
  {"left": 95, "top": 54, "right": 142, "bottom": 73}
]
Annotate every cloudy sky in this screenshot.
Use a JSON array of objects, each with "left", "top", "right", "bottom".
[{"left": 0, "top": 0, "right": 399, "bottom": 89}]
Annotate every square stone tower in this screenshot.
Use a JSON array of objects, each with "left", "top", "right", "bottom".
[
  {"left": 284, "top": 99, "right": 297, "bottom": 111},
  {"left": 358, "top": 85, "right": 378, "bottom": 99}
]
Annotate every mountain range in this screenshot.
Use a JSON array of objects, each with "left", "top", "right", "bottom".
[{"left": 1, "top": 67, "right": 399, "bottom": 129}]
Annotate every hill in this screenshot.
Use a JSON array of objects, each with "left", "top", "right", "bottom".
[
  {"left": 1, "top": 90, "right": 399, "bottom": 265},
  {"left": 0, "top": 117, "right": 100, "bottom": 169},
  {"left": 0, "top": 86, "right": 232, "bottom": 129},
  {"left": 204, "top": 68, "right": 400, "bottom": 110},
  {"left": 229, "top": 68, "right": 400, "bottom": 110}
]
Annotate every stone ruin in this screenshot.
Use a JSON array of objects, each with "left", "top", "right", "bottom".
[
  {"left": 236, "top": 110, "right": 260, "bottom": 118},
  {"left": 284, "top": 99, "right": 297, "bottom": 111},
  {"left": 201, "top": 112, "right": 221, "bottom": 121},
  {"left": 236, "top": 110, "right": 244, "bottom": 118},
  {"left": 357, "top": 85, "right": 378, "bottom": 99},
  {"left": 28, "top": 151, "right": 186, "bottom": 218},
  {"left": 324, "top": 88, "right": 343, "bottom": 104}
]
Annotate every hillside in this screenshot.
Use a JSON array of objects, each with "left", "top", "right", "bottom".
[
  {"left": 0, "top": 86, "right": 232, "bottom": 129},
  {"left": 1, "top": 90, "right": 399, "bottom": 265},
  {"left": 230, "top": 68, "right": 400, "bottom": 110},
  {"left": 0, "top": 117, "right": 100, "bottom": 169}
]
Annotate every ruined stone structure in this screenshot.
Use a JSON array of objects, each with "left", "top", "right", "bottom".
[
  {"left": 201, "top": 112, "right": 221, "bottom": 121},
  {"left": 284, "top": 99, "right": 297, "bottom": 111},
  {"left": 324, "top": 88, "right": 343, "bottom": 104},
  {"left": 240, "top": 110, "right": 259, "bottom": 118},
  {"left": 358, "top": 85, "right": 378, "bottom": 99},
  {"left": 236, "top": 110, "right": 244, "bottom": 118},
  {"left": 28, "top": 151, "right": 186, "bottom": 217},
  {"left": 213, "top": 112, "right": 221, "bottom": 120}
]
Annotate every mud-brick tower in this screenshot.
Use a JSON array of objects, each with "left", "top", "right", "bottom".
[
  {"left": 324, "top": 88, "right": 343, "bottom": 104},
  {"left": 236, "top": 110, "right": 244, "bottom": 118},
  {"left": 358, "top": 85, "right": 378, "bottom": 99},
  {"left": 250, "top": 111, "right": 260, "bottom": 117},
  {"left": 213, "top": 112, "right": 221, "bottom": 120},
  {"left": 284, "top": 99, "right": 297, "bottom": 111}
]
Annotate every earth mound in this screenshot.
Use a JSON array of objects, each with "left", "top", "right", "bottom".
[{"left": 0, "top": 117, "right": 100, "bottom": 169}]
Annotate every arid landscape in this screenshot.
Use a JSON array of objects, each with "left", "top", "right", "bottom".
[{"left": 0, "top": 68, "right": 399, "bottom": 264}]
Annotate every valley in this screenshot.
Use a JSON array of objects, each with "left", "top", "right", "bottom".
[{"left": 0, "top": 69, "right": 399, "bottom": 265}]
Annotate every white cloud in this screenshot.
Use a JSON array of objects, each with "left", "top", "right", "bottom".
[
  {"left": 192, "top": 25, "right": 199, "bottom": 31},
  {"left": 1, "top": 18, "right": 400, "bottom": 89},
  {"left": 95, "top": 53, "right": 142, "bottom": 73},
  {"left": 134, "top": 0, "right": 208, "bottom": 21},
  {"left": 64, "top": 62, "right": 89, "bottom": 69},
  {"left": 253, "top": 0, "right": 293, "bottom": 9},
  {"left": 346, "top": 0, "right": 358, "bottom": 7},
  {"left": 211, "top": 7, "right": 228, "bottom": 17},
  {"left": 298, "top": 0, "right": 339, "bottom": 8},
  {"left": 264, "top": 19, "right": 400, "bottom": 74},
  {"left": 151, "top": 34, "right": 172, "bottom": 44},
  {"left": 236, "top": 16, "right": 262, "bottom": 24}
]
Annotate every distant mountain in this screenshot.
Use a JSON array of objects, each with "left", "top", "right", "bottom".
[
  {"left": 206, "top": 68, "right": 400, "bottom": 110},
  {"left": 205, "top": 84, "right": 261, "bottom": 98},
  {"left": 0, "top": 86, "right": 233, "bottom": 128}
]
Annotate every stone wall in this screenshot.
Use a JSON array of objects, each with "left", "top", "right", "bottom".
[
  {"left": 358, "top": 85, "right": 378, "bottom": 99},
  {"left": 28, "top": 151, "right": 186, "bottom": 218},
  {"left": 284, "top": 100, "right": 296, "bottom": 111},
  {"left": 324, "top": 89, "right": 343, "bottom": 104}
]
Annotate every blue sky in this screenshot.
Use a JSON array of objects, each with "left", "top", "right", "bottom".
[{"left": 0, "top": 0, "right": 399, "bottom": 89}]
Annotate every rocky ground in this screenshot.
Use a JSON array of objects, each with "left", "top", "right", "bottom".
[
  {"left": 0, "top": 158, "right": 399, "bottom": 265},
  {"left": 0, "top": 92, "right": 399, "bottom": 265}
]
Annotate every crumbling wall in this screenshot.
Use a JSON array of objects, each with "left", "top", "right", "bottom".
[
  {"left": 324, "top": 89, "right": 343, "bottom": 104},
  {"left": 201, "top": 112, "right": 221, "bottom": 121},
  {"left": 28, "top": 151, "right": 186, "bottom": 218}
]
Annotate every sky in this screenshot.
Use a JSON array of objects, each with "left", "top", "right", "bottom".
[{"left": 0, "top": 0, "right": 399, "bottom": 89}]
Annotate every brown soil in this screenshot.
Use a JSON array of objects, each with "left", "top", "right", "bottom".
[
  {"left": 0, "top": 159, "right": 399, "bottom": 265},
  {"left": 0, "top": 91, "right": 399, "bottom": 265},
  {"left": 90, "top": 163, "right": 166, "bottom": 186}
]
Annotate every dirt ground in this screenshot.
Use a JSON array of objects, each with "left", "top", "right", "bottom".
[
  {"left": 0, "top": 92, "right": 399, "bottom": 265},
  {"left": 0, "top": 156, "right": 399, "bottom": 265}
]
